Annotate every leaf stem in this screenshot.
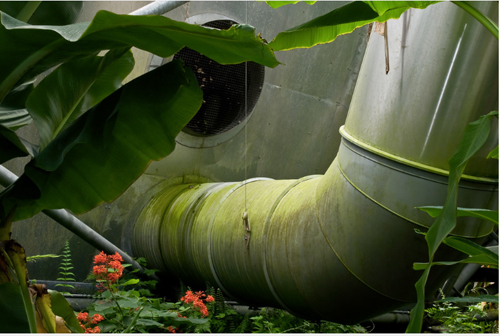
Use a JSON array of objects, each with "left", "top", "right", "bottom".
[
  {"left": 15, "top": 1, "right": 42, "bottom": 23},
  {"left": 452, "top": 1, "right": 498, "bottom": 40},
  {"left": 107, "top": 279, "right": 125, "bottom": 320},
  {"left": 123, "top": 306, "right": 144, "bottom": 333}
]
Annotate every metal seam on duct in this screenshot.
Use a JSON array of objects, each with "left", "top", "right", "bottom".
[
  {"left": 339, "top": 126, "right": 498, "bottom": 183},
  {"left": 336, "top": 161, "right": 428, "bottom": 229},
  {"left": 336, "top": 158, "right": 493, "bottom": 238},
  {"left": 342, "top": 139, "right": 498, "bottom": 191},
  {"left": 156, "top": 185, "right": 194, "bottom": 274},
  {"left": 177, "top": 183, "right": 222, "bottom": 282},
  {"left": 313, "top": 167, "right": 408, "bottom": 304},
  {"left": 261, "top": 175, "right": 322, "bottom": 317},
  {"left": 207, "top": 178, "right": 273, "bottom": 302}
]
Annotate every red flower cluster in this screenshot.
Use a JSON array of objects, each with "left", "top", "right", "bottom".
[
  {"left": 77, "top": 312, "right": 104, "bottom": 333},
  {"left": 179, "top": 290, "right": 214, "bottom": 317},
  {"left": 92, "top": 251, "right": 124, "bottom": 291},
  {"left": 167, "top": 326, "right": 177, "bottom": 333}
]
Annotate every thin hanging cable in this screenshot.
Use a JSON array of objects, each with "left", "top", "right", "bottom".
[{"left": 244, "top": 0, "right": 248, "bottom": 212}]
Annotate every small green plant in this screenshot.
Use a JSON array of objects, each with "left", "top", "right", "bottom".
[
  {"left": 81, "top": 252, "right": 212, "bottom": 333},
  {"left": 249, "top": 308, "right": 367, "bottom": 333},
  {"left": 424, "top": 287, "right": 499, "bottom": 333},
  {"left": 55, "top": 240, "right": 75, "bottom": 296},
  {"left": 79, "top": 252, "right": 367, "bottom": 333}
]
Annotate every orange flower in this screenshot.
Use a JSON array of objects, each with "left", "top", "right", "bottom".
[
  {"left": 77, "top": 312, "right": 89, "bottom": 322},
  {"left": 92, "top": 251, "right": 124, "bottom": 292},
  {"left": 93, "top": 251, "right": 107, "bottom": 264},
  {"left": 168, "top": 326, "right": 177, "bottom": 333},
  {"left": 179, "top": 290, "right": 212, "bottom": 317},
  {"left": 90, "top": 314, "right": 105, "bottom": 324}
]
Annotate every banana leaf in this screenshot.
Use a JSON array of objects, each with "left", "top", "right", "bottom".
[
  {"left": 268, "top": 1, "right": 439, "bottom": 51},
  {"left": 0, "top": 10, "right": 279, "bottom": 103},
  {"left": 26, "top": 48, "right": 135, "bottom": 150},
  {"left": 0, "top": 59, "right": 202, "bottom": 222},
  {"left": 0, "top": 1, "right": 82, "bottom": 25}
]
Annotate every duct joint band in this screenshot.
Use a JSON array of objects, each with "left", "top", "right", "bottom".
[
  {"left": 314, "top": 170, "right": 408, "bottom": 303},
  {"left": 339, "top": 126, "right": 498, "bottom": 183},
  {"left": 336, "top": 161, "right": 425, "bottom": 229},
  {"left": 207, "top": 177, "right": 273, "bottom": 303},
  {"left": 262, "top": 175, "right": 321, "bottom": 317}
]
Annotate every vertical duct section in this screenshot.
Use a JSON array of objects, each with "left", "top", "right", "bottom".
[{"left": 133, "top": 2, "right": 498, "bottom": 324}]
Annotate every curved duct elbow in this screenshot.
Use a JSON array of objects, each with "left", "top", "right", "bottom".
[
  {"left": 133, "top": 137, "right": 495, "bottom": 324},
  {"left": 133, "top": 1, "right": 498, "bottom": 324}
]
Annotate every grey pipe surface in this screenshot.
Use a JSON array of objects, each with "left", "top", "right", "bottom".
[
  {"left": 0, "top": 165, "right": 143, "bottom": 273},
  {"left": 132, "top": 2, "right": 498, "bottom": 324},
  {"left": 129, "top": 1, "right": 188, "bottom": 16}
]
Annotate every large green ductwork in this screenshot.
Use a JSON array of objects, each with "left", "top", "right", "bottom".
[{"left": 133, "top": 2, "right": 498, "bottom": 324}]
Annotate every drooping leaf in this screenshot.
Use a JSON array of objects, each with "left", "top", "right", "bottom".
[
  {"left": 268, "top": 1, "right": 439, "bottom": 51},
  {"left": 48, "top": 289, "right": 84, "bottom": 333},
  {"left": 407, "top": 111, "right": 499, "bottom": 333},
  {"left": 436, "top": 295, "right": 499, "bottom": 303},
  {"left": 418, "top": 206, "right": 499, "bottom": 225},
  {"left": 487, "top": 145, "right": 498, "bottom": 159},
  {"left": 26, "top": 48, "right": 135, "bottom": 150},
  {"left": 0, "top": 1, "right": 82, "bottom": 25},
  {"left": 0, "top": 59, "right": 203, "bottom": 222},
  {"left": 0, "top": 10, "right": 279, "bottom": 103},
  {"left": 0, "top": 125, "right": 36, "bottom": 164},
  {"left": 265, "top": 1, "right": 316, "bottom": 9}
]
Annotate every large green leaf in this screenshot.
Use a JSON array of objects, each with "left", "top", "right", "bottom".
[
  {"left": 268, "top": 1, "right": 439, "bottom": 51},
  {"left": 0, "top": 59, "right": 203, "bottom": 222},
  {"left": 0, "top": 10, "right": 279, "bottom": 103},
  {"left": 26, "top": 48, "right": 135, "bottom": 150},
  {"left": 0, "top": 1, "right": 82, "bottom": 25},
  {"left": 418, "top": 206, "right": 499, "bottom": 225},
  {"left": 48, "top": 289, "right": 84, "bottom": 333},
  {"left": 406, "top": 111, "right": 498, "bottom": 333}
]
